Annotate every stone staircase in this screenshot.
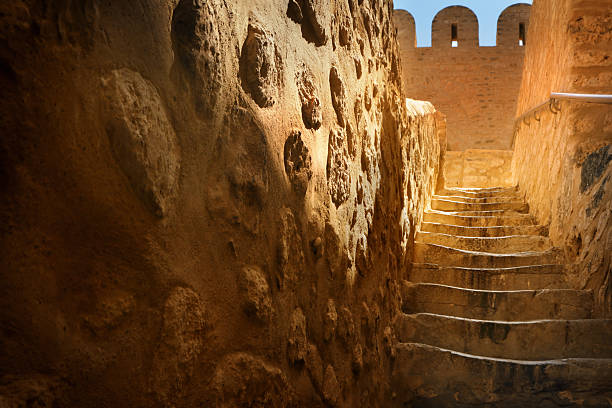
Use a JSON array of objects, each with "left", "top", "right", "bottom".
[{"left": 392, "top": 186, "right": 612, "bottom": 407}]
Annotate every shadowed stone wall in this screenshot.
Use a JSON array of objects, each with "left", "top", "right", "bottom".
[{"left": 0, "top": 0, "right": 445, "bottom": 406}]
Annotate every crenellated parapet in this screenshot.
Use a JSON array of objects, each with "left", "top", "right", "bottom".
[
  {"left": 394, "top": 3, "right": 531, "bottom": 48},
  {"left": 393, "top": 3, "right": 532, "bottom": 150},
  {"left": 497, "top": 3, "right": 531, "bottom": 47},
  {"left": 432, "top": 6, "right": 479, "bottom": 48},
  {"left": 394, "top": 9, "right": 416, "bottom": 48}
]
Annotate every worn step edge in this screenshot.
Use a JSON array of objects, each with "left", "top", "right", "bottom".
[
  {"left": 433, "top": 198, "right": 527, "bottom": 205},
  {"left": 414, "top": 242, "right": 561, "bottom": 267},
  {"left": 420, "top": 222, "right": 549, "bottom": 237},
  {"left": 412, "top": 263, "right": 565, "bottom": 273},
  {"left": 416, "top": 231, "right": 551, "bottom": 253},
  {"left": 438, "top": 187, "right": 522, "bottom": 199},
  {"left": 443, "top": 186, "right": 518, "bottom": 192},
  {"left": 432, "top": 199, "right": 529, "bottom": 213},
  {"left": 429, "top": 209, "right": 530, "bottom": 217},
  {"left": 392, "top": 342, "right": 612, "bottom": 407},
  {"left": 433, "top": 195, "right": 525, "bottom": 204},
  {"left": 424, "top": 212, "right": 536, "bottom": 227},
  {"left": 395, "top": 312, "right": 612, "bottom": 360},
  {"left": 401, "top": 282, "right": 593, "bottom": 320},
  {"left": 446, "top": 186, "right": 519, "bottom": 193},
  {"left": 409, "top": 263, "right": 567, "bottom": 290}
]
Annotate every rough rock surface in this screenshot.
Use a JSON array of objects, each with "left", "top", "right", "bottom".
[
  {"left": 330, "top": 66, "right": 348, "bottom": 127},
  {"left": 208, "top": 352, "right": 296, "bottom": 407},
  {"left": 150, "top": 287, "right": 208, "bottom": 404},
  {"left": 284, "top": 130, "right": 313, "bottom": 196},
  {"left": 327, "top": 127, "right": 352, "bottom": 206},
  {"left": 238, "top": 265, "right": 273, "bottom": 322},
  {"left": 172, "top": 0, "right": 230, "bottom": 118},
  {"left": 0, "top": 0, "right": 443, "bottom": 406},
  {"left": 240, "top": 22, "right": 282, "bottom": 108},
  {"left": 512, "top": 0, "right": 612, "bottom": 317},
  {"left": 102, "top": 68, "right": 181, "bottom": 217},
  {"left": 297, "top": 65, "right": 323, "bottom": 129}
]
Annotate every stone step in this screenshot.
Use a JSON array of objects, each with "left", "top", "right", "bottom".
[
  {"left": 424, "top": 210, "right": 535, "bottom": 227},
  {"left": 414, "top": 242, "right": 561, "bottom": 268},
  {"left": 451, "top": 186, "right": 519, "bottom": 192},
  {"left": 395, "top": 313, "right": 612, "bottom": 360},
  {"left": 420, "top": 222, "right": 548, "bottom": 238},
  {"left": 416, "top": 231, "right": 551, "bottom": 253},
  {"left": 439, "top": 186, "right": 521, "bottom": 199},
  {"left": 436, "top": 209, "right": 531, "bottom": 218},
  {"left": 401, "top": 282, "right": 593, "bottom": 320},
  {"left": 392, "top": 342, "right": 612, "bottom": 408},
  {"left": 433, "top": 194, "right": 525, "bottom": 204},
  {"left": 409, "top": 263, "right": 568, "bottom": 291},
  {"left": 432, "top": 198, "right": 529, "bottom": 213}
]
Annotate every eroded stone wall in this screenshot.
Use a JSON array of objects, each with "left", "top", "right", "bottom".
[
  {"left": 0, "top": 0, "right": 443, "bottom": 406},
  {"left": 512, "top": 0, "right": 612, "bottom": 317},
  {"left": 394, "top": 4, "right": 530, "bottom": 151}
]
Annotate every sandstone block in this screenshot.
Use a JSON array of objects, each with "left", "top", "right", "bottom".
[
  {"left": 102, "top": 68, "right": 180, "bottom": 218},
  {"left": 240, "top": 23, "right": 281, "bottom": 108},
  {"left": 354, "top": 56, "right": 363, "bottom": 79},
  {"left": 337, "top": 306, "right": 355, "bottom": 345},
  {"left": 287, "top": 307, "right": 308, "bottom": 365},
  {"left": 0, "top": 375, "right": 65, "bottom": 408},
  {"left": 323, "top": 299, "right": 338, "bottom": 342},
  {"left": 327, "top": 127, "right": 351, "bottom": 207},
  {"left": 322, "top": 365, "right": 340, "bottom": 406},
  {"left": 82, "top": 290, "right": 135, "bottom": 335},
  {"left": 302, "top": 0, "right": 330, "bottom": 46},
  {"left": 352, "top": 343, "right": 363, "bottom": 373},
  {"left": 150, "top": 286, "right": 207, "bottom": 403},
  {"left": 209, "top": 353, "right": 294, "bottom": 407},
  {"left": 324, "top": 221, "right": 349, "bottom": 277},
  {"left": 329, "top": 66, "right": 348, "bottom": 127},
  {"left": 305, "top": 344, "right": 324, "bottom": 391},
  {"left": 278, "top": 209, "right": 305, "bottom": 288},
  {"left": 238, "top": 266, "right": 273, "bottom": 322},
  {"left": 284, "top": 130, "right": 313, "bottom": 196},
  {"left": 171, "top": 0, "right": 227, "bottom": 117},
  {"left": 297, "top": 67, "right": 322, "bottom": 130},
  {"left": 338, "top": 12, "right": 352, "bottom": 47}
]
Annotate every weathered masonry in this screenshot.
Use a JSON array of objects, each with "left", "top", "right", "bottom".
[{"left": 395, "top": 4, "right": 531, "bottom": 150}]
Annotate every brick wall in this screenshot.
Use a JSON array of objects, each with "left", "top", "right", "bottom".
[{"left": 394, "top": 4, "right": 531, "bottom": 151}]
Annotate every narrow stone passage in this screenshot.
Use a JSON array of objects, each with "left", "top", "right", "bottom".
[{"left": 393, "top": 186, "right": 612, "bottom": 406}]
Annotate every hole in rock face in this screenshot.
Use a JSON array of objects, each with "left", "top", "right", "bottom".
[
  {"left": 566, "top": 233, "right": 583, "bottom": 260},
  {"left": 574, "top": 234, "right": 582, "bottom": 257},
  {"left": 580, "top": 145, "right": 612, "bottom": 193}
]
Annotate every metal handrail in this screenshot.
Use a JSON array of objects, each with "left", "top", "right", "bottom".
[
  {"left": 550, "top": 92, "right": 612, "bottom": 104},
  {"left": 512, "top": 92, "right": 612, "bottom": 146},
  {"left": 516, "top": 92, "right": 612, "bottom": 125}
]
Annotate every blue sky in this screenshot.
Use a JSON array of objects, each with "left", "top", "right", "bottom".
[{"left": 394, "top": 0, "right": 533, "bottom": 46}]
